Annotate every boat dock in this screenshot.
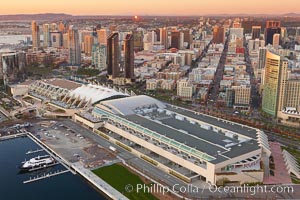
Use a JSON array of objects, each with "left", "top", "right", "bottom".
[
  {"left": 26, "top": 149, "right": 44, "bottom": 155},
  {"left": 23, "top": 169, "right": 70, "bottom": 184},
  {"left": 0, "top": 133, "right": 26, "bottom": 141}
]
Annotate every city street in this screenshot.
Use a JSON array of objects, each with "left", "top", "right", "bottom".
[{"left": 208, "top": 33, "right": 229, "bottom": 104}]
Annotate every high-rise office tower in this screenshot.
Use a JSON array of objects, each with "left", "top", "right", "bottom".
[
  {"left": 155, "top": 28, "right": 160, "bottom": 42},
  {"left": 31, "top": 21, "right": 40, "bottom": 50},
  {"left": 133, "top": 30, "right": 144, "bottom": 51},
  {"left": 143, "top": 31, "right": 157, "bottom": 51},
  {"left": 43, "top": 24, "right": 50, "bottom": 47},
  {"left": 58, "top": 22, "right": 67, "bottom": 34},
  {"left": 258, "top": 47, "right": 267, "bottom": 69},
  {"left": 68, "top": 25, "right": 81, "bottom": 65},
  {"left": 265, "top": 28, "right": 281, "bottom": 45},
  {"left": 50, "top": 32, "right": 62, "bottom": 48},
  {"left": 1, "top": 52, "right": 26, "bottom": 86},
  {"left": 252, "top": 26, "right": 261, "bottom": 39},
  {"left": 97, "top": 28, "right": 110, "bottom": 45},
  {"left": 273, "top": 34, "right": 280, "bottom": 49},
  {"left": 124, "top": 34, "right": 134, "bottom": 81},
  {"left": 265, "top": 21, "right": 281, "bottom": 45},
  {"left": 160, "top": 27, "right": 168, "bottom": 49},
  {"left": 170, "top": 30, "right": 180, "bottom": 49},
  {"left": 249, "top": 39, "right": 265, "bottom": 51},
  {"left": 80, "top": 31, "right": 92, "bottom": 45},
  {"left": 280, "top": 27, "right": 287, "bottom": 41},
  {"left": 266, "top": 21, "right": 281, "bottom": 28},
  {"left": 262, "top": 50, "right": 288, "bottom": 117},
  {"left": 182, "top": 29, "right": 192, "bottom": 47},
  {"left": 296, "top": 27, "right": 300, "bottom": 44},
  {"left": 107, "top": 32, "right": 120, "bottom": 79},
  {"left": 84, "top": 35, "right": 94, "bottom": 56},
  {"left": 212, "top": 26, "right": 225, "bottom": 44},
  {"left": 50, "top": 23, "right": 57, "bottom": 31},
  {"left": 63, "top": 33, "right": 69, "bottom": 48}
]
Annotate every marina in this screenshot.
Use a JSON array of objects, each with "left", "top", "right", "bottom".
[
  {"left": 0, "top": 136, "right": 106, "bottom": 200},
  {"left": 0, "top": 121, "right": 127, "bottom": 200}
]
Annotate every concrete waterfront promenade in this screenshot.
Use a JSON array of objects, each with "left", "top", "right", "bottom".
[
  {"left": 264, "top": 142, "right": 292, "bottom": 184},
  {"left": 73, "top": 162, "right": 129, "bottom": 200}
]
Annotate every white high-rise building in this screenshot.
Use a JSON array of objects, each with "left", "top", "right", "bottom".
[{"left": 92, "top": 44, "right": 107, "bottom": 70}]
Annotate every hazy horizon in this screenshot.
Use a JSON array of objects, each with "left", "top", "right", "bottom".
[
  {"left": 1, "top": 12, "right": 300, "bottom": 16},
  {"left": 1, "top": 0, "right": 300, "bottom": 16}
]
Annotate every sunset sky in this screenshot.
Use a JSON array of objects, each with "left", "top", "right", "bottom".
[{"left": 1, "top": 0, "right": 300, "bottom": 15}]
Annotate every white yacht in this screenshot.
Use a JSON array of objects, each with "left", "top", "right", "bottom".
[{"left": 19, "top": 155, "right": 55, "bottom": 172}]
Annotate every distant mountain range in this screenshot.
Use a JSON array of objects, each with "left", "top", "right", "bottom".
[
  {"left": 0, "top": 13, "right": 300, "bottom": 21},
  {"left": 281, "top": 13, "right": 300, "bottom": 17}
]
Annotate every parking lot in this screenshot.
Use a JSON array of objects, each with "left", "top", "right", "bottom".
[{"left": 28, "top": 120, "right": 117, "bottom": 168}]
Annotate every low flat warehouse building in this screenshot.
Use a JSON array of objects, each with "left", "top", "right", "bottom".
[{"left": 89, "top": 95, "right": 270, "bottom": 185}]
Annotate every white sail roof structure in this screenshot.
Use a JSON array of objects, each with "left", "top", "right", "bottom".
[{"left": 69, "top": 84, "right": 128, "bottom": 105}]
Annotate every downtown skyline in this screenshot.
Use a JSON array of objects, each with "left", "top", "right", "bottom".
[{"left": 1, "top": 0, "right": 300, "bottom": 16}]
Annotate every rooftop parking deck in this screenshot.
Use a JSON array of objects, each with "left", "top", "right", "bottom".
[
  {"left": 159, "top": 117, "right": 240, "bottom": 147},
  {"left": 125, "top": 114, "right": 226, "bottom": 157}
]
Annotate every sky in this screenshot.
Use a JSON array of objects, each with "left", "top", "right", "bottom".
[{"left": 1, "top": 0, "right": 300, "bottom": 15}]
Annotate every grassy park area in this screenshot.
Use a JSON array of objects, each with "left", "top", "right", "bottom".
[{"left": 92, "top": 164, "right": 158, "bottom": 200}]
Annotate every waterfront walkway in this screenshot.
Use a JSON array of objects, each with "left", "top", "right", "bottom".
[
  {"left": 72, "top": 162, "right": 129, "bottom": 200},
  {"left": 264, "top": 142, "right": 292, "bottom": 184}
]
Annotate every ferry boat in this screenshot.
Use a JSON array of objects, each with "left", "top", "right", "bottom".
[{"left": 19, "top": 155, "right": 56, "bottom": 172}]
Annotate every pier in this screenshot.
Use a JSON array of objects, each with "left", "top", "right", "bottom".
[
  {"left": 23, "top": 169, "right": 70, "bottom": 184},
  {"left": 26, "top": 149, "right": 44, "bottom": 155},
  {"left": 0, "top": 133, "right": 26, "bottom": 141}
]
